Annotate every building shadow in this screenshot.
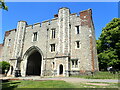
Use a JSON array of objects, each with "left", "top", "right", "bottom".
[{"left": 0, "top": 79, "right": 21, "bottom": 90}]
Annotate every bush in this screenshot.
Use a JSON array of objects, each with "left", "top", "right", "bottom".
[{"left": 0, "top": 61, "right": 10, "bottom": 74}]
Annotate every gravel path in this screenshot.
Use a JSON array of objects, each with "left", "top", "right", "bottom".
[{"left": 1, "top": 76, "right": 118, "bottom": 83}]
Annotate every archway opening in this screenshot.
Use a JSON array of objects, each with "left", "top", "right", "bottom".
[
  {"left": 26, "top": 51, "right": 42, "bottom": 76},
  {"left": 59, "top": 64, "right": 63, "bottom": 75}
]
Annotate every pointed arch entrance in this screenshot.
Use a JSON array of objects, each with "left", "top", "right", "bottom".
[
  {"left": 26, "top": 51, "right": 42, "bottom": 76},
  {"left": 22, "top": 46, "right": 43, "bottom": 76}
]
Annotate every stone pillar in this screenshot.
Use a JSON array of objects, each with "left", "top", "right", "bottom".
[
  {"left": 58, "top": 7, "right": 70, "bottom": 56},
  {"left": 11, "top": 21, "right": 27, "bottom": 76}
]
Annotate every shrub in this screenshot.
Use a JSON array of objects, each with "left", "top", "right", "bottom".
[{"left": 0, "top": 61, "right": 10, "bottom": 74}]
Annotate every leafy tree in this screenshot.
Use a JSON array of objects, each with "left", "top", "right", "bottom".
[
  {"left": 97, "top": 18, "right": 120, "bottom": 70},
  {"left": 0, "top": 0, "right": 8, "bottom": 11},
  {"left": 0, "top": 61, "right": 10, "bottom": 74}
]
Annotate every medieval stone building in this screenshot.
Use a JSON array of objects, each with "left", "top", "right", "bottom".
[{"left": 0, "top": 7, "right": 98, "bottom": 77}]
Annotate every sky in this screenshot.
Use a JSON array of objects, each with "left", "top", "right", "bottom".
[{"left": 0, "top": 2, "right": 118, "bottom": 43}]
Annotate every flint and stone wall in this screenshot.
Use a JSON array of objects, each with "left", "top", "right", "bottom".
[{"left": 0, "top": 7, "right": 99, "bottom": 77}]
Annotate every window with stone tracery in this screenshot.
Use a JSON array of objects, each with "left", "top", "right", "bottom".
[{"left": 71, "top": 60, "right": 78, "bottom": 68}]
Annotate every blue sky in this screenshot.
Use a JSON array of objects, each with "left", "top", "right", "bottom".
[{"left": 1, "top": 2, "right": 118, "bottom": 43}]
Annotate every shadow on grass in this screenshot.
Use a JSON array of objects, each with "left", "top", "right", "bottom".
[{"left": 0, "top": 79, "right": 21, "bottom": 90}]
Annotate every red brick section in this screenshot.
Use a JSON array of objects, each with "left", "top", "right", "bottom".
[
  {"left": 89, "top": 36, "right": 95, "bottom": 72},
  {"left": 54, "top": 14, "right": 58, "bottom": 18},
  {"left": 80, "top": 9, "right": 92, "bottom": 28}
]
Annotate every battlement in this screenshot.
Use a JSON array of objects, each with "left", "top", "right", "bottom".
[
  {"left": 71, "top": 13, "right": 77, "bottom": 15},
  {"left": 26, "top": 17, "right": 58, "bottom": 31},
  {"left": 5, "top": 29, "right": 16, "bottom": 37},
  {"left": 5, "top": 8, "right": 93, "bottom": 34},
  {"left": 26, "top": 25, "right": 33, "bottom": 30}
]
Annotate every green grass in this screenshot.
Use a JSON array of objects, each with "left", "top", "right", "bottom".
[
  {"left": 1, "top": 80, "right": 118, "bottom": 88},
  {"left": 73, "top": 82, "right": 118, "bottom": 88},
  {"left": 71, "top": 71, "right": 119, "bottom": 79},
  {"left": 16, "top": 80, "right": 75, "bottom": 88}
]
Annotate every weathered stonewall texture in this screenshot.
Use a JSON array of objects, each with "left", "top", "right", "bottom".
[{"left": 0, "top": 7, "right": 99, "bottom": 77}]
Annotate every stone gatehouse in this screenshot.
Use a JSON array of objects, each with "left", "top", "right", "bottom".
[{"left": 0, "top": 7, "right": 99, "bottom": 77}]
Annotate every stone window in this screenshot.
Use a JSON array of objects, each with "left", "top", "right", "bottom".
[
  {"left": 75, "top": 41, "right": 81, "bottom": 49},
  {"left": 50, "top": 44, "right": 55, "bottom": 52},
  {"left": 71, "top": 60, "right": 78, "bottom": 68},
  {"left": 75, "top": 60, "right": 78, "bottom": 68},
  {"left": 8, "top": 39, "right": 11, "bottom": 46},
  {"left": 33, "top": 32, "right": 37, "bottom": 41},
  {"left": 75, "top": 26, "right": 80, "bottom": 34},
  {"left": 69, "top": 24, "right": 71, "bottom": 29},
  {"left": 51, "top": 29, "right": 55, "bottom": 39},
  {"left": 52, "top": 62, "right": 55, "bottom": 69},
  {"left": 72, "top": 61, "right": 74, "bottom": 68}
]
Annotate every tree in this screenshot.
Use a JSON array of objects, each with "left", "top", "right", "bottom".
[
  {"left": 0, "top": 61, "right": 10, "bottom": 74},
  {"left": 97, "top": 18, "right": 120, "bottom": 70},
  {"left": 0, "top": 0, "right": 8, "bottom": 11}
]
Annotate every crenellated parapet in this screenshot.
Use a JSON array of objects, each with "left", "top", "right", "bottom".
[{"left": 25, "top": 18, "right": 58, "bottom": 31}]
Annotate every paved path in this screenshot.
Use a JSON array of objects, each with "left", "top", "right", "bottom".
[{"left": 1, "top": 76, "right": 118, "bottom": 83}]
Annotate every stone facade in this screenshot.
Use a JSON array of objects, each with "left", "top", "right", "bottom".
[{"left": 0, "top": 7, "right": 99, "bottom": 77}]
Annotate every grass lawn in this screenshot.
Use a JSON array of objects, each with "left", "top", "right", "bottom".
[
  {"left": 16, "top": 80, "right": 76, "bottom": 88},
  {"left": 71, "top": 71, "right": 119, "bottom": 79},
  {"left": 72, "top": 82, "right": 118, "bottom": 88},
  {"left": 2, "top": 80, "right": 75, "bottom": 88},
  {"left": 1, "top": 80, "right": 118, "bottom": 89}
]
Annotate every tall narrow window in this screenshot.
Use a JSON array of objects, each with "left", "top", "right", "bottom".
[
  {"left": 50, "top": 44, "right": 55, "bottom": 52},
  {"left": 51, "top": 29, "right": 55, "bottom": 39},
  {"left": 75, "top": 60, "right": 78, "bottom": 68},
  {"left": 72, "top": 61, "right": 74, "bottom": 68},
  {"left": 76, "top": 41, "right": 80, "bottom": 48},
  {"left": 75, "top": 26, "right": 80, "bottom": 34},
  {"left": 8, "top": 39, "right": 11, "bottom": 46},
  {"left": 33, "top": 32, "right": 37, "bottom": 41}
]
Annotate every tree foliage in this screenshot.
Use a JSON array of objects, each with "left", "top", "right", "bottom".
[
  {"left": 97, "top": 18, "right": 120, "bottom": 70},
  {"left": 0, "top": 61, "right": 10, "bottom": 74},
  {"left": 0, "top": 0, "right": 8, "bottom": 11}
]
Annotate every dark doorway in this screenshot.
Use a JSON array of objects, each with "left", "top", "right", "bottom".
[
  {"left": 59, "top": 64, "right": 63, "bottom": 75},
  {"left": 26, "top": 51, "right": 42, "bottom": 76}
]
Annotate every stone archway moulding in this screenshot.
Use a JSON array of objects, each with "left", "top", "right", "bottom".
[{"left": 21, "top": 46, "right": 44, "bottom": 77}]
